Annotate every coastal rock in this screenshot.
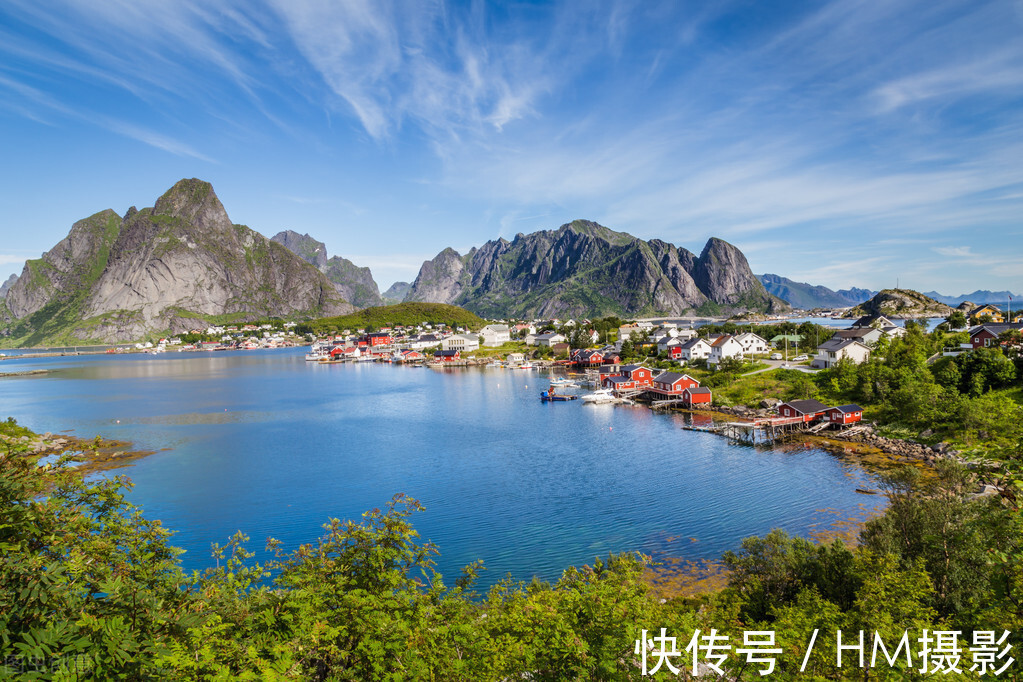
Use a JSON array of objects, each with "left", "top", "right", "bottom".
[
  {"left": 843, "top": 288, "right": 952, "bottom": 319},
  {"left": 405, "top": 220, "right": 787, "bottom": 319}
]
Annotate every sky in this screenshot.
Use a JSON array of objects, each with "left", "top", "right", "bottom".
[{"left": 1, "top": 0, "right": 1022, "bottom": 296}]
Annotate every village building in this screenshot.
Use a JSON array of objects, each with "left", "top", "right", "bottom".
[
  {"left": 851, "top": 314, "right": 895, "bottom": 329},
  {"left": 433, "top": 349, "right": 460, "bottom": 362},
  {"left": 682, "top": 386, "right": 712, "bottom": 406},
  {"left": 619, "top": 364, "right": 655, "bottom": 387},
  {"left": 734, "top": 332, "right": 769, "bottom": 355},
  {"left": 707, "top": 334, "right": 745, "bottom": 367},
  {"left": 831, "top": 327, "right": 883, "bottom": 346},
  {"left": 970, "top": 304, "right": 1005, "bottom": 323},
  {"left": 778, "top": 399, "right": 830, "bottom": 422},
  {"left": 649, "top": 371, "right": 700, "bottom": 396},
  {"left": 479, "top": 324, "right": 511, "bottom": 346},
  {"left": 811, "top": 338, "right": 871, "bottom": 369},
  {"left": 769, "top": 334, "right": 802, "bottom": 349},
  {"left": 677, "top": 337, "right": 713, "bottom": 363},
  {"left": 969, "top": 323, "right": 1023, "bottom": 349},
  {"left": 533, "top": 332, "right": 567, "bottom": 347},
  {"left": 442, "top": 334, "right": 480, "bottom": 352},
  {"left": 824, "top": 404, "right": 864, "bottom": 425},
  {"left": 408, "top": 334, "right": 444, "bottom": 350}
]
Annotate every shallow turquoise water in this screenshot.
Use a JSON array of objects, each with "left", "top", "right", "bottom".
[{"left": 0, "top": 348, "right": 885, "bottom": 588}]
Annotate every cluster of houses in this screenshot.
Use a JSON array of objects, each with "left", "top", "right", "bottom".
[{"left": 587, "top": 362, "right": 714, "bottom": 406}]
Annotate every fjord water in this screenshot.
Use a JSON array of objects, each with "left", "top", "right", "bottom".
[{"left": 1, "top": 349, "right": 885, "bottom": 587}]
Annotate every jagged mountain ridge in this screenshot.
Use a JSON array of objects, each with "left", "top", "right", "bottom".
[
  {"left": 270, "top": 230, "right": 383, "bottom": 309},
  {"left": 405, "top": 220, "right": 786, "bottom": 318},
  {"left": 923, "top": 290, "right": 1020, "bottom": 306},
  {"left": 1, "top": 179, "right": 353, "bottom": 345},
  {"left": 759, "top": 274, "right": 877, "bottom": 309}
]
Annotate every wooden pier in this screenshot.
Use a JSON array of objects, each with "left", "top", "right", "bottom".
[{"left": 719, "top": 416, "right": 808, "bottom": 445}]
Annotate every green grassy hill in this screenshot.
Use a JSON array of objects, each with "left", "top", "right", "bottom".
[{"left": 305, "top": 302, "right": 487, "bottom": 333}]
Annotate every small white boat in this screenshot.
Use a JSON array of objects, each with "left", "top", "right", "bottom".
[
  {"left": 581, "top": 388, "right": 615, "bottom": 404},
  {"left": 516, "top": 362, "right": 534, "bottom": 369}
]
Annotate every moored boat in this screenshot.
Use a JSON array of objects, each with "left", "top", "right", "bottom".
[{"left": 581, "top": 388, "right": 615, "bottom": 404}]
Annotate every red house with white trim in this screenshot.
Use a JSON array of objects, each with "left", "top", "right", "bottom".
[
  {"left": 650, "top": 372, "right": 701, "bottom": 396},
  {"left": 434, "top": 349, "right": 460, "bottom": 362},
  {"left": 778, "top": 399, "right": 829, "bottom": 422},
  {"left": 598, "top": 364, "right": 622, "bottom": 386},
  {"left": 683, "top": 387, "right": 712, "bottom": 405},
  {"left": 824, "top": 404, "right": 863, "bottom": 425},
  {"left": 619, "top": 364, "right": 655, "bottom": 387}
]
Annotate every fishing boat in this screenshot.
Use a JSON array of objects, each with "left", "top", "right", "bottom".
[
  {"left": 516, "top": 362, "right": 534, "bottom": 369},
  {"left": 540, "top": 385, "right": 578, "bottom": 402},
  {"left": 581, "top": 388, "right": 616, "bottom": 404}
]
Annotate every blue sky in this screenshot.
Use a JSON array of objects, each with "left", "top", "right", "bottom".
[{"left": 1, "top": 0, "right": 1021, "bottom": 296}]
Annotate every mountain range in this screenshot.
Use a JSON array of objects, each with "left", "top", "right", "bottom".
[
  {"left": 0, "top": 179, "right": 351, "bottom": 345},
  {"left": 270, "top": 230, "right": 384, "bottom": 309},
  {"left": 757, "top": 274, "right": 877, "bottom": 309},
  {"left": 403, "top": 220, "right": 786, "bottom": 318},
  {"left": 757, "top": 274, "right": 1019, "bottom": 310},
  {"left": 3, "top": 177, "right": 1011, "bottom": 345}
]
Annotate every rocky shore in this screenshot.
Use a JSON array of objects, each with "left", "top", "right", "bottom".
[{"left": 3, "top": 430, "right": 157, "bottom": 473}]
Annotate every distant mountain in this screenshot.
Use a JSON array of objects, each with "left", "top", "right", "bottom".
[
  {"left": 405, "top": 220, "right": 787, "bottom": 319},
  {"left": 1, "top": 179, "right": 352, "bottom": 345},
  {"left": 270, "top": 230, "right": 383, "bottom": 309},
  {"left": 923, "top": 290, "right": 1019, "bottom": 306},
  {"left": 843, "top": 289, "right": 952, "bottom": 319},
  {"left": 758, "top": 274, "right": 876, "bottom": 309},
  {"left": 381, "top": 281, "right": 411, "bottom": 303}
]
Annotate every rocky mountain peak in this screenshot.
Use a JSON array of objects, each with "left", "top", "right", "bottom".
[
  {"left": 271, "top": 230, "right": 328, "bottom": 270},
  {"left": 153, "top": 178, "right": 231, "bottom": 233}
]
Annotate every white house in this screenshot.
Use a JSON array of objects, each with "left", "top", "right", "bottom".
[
  {"left": 442, "top": 334, "right": 480, "bottom": 352},
  {"left": 707, "top": 334, "right": 745, "bottom": 367},
  {"left": 409, "top": 333, "right": 445, "bottom": 350},
  {"left": 479, "top": 324, "right": 511, "bottom": 347},
  {"left": 734, "top": 332, "right": 769, "bottom": 355},
  {"left": 534, "top": 332, "right": 567, "bottom": 347},
  {"left": 677, "top": 337, "right": 713, "bottom": 362},
  {"left": 811, "top": 338, "right": 871, "bottom": 369},
  {"left": 656, "top": 335, "right": 682, "bottom": 354}
]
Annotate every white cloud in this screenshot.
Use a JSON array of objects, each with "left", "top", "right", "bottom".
[{"left": 933, "top": 246, "right": 976, "bottom": 258}]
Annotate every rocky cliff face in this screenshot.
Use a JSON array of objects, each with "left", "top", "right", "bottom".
[
  {"left": 322, "top": 256, "right": 383, "bottom": 309},
  {"left": 271, "top": 230, "right": 328, "bottom": 269},
  {"left": 0, "top": 274, "right": 17, "bottom": 300},
  {"left": 2, "top": 179, "right": 353, "bottom": 345},
  {"left": 271, "top": 230, "right": 383, "bottom": 309},
  {"left": 404, "top": 220, "right": 785, "bottom": 318}
]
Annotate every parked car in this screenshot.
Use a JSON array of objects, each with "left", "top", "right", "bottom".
[
  {"left": 793, "top": 354, "right": 808, "bottom": 361},
  {"left": 770, "top": 352, "right": 782, "bottom": 360}
]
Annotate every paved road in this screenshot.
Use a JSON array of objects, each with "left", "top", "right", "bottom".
[{"left": 742, "top": 360, "right": 819, "bottom": 376}]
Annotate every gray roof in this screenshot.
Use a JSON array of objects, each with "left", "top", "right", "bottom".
[
  {"left": 654, "top": 371, "right": 691, "bottom": 385},
  {"left": 817, "top": 337, "right": 866, "bottom": 352},
  {"left": 830, "top": 404, "right": 863, "bottom": 413},
  {"left": 783, "top": 399, "right": 829, "bottom": 414}
]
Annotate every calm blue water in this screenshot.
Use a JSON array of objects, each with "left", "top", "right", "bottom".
[{"left": 0, "top": 349, "right": 885, "bottom": 588}]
